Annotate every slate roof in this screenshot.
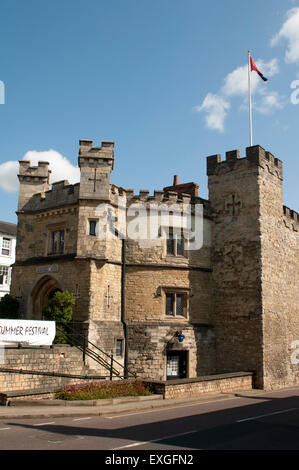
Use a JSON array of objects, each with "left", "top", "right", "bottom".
[{"left": 0, "top": 221, "right": 17, "bottom": 237}]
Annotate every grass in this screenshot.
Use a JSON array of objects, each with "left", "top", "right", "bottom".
[{"left": 55, "top": 379, "right": 152, "bottom": 401}]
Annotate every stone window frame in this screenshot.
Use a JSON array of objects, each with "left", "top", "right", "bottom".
[
  {"left": 162, "top": 286, "right": 190, "bottom": 320},
  {"left": 46, "top": 223, "right": 66, "bottom": 256},
  {"left": 115, "top": 339, "right": 123, "bottom": 357},
  {"left": 160, "top": 226, "right": 187, "bottom": 259},
  {"left": 88, "top": 219, "right": 98, "bottom": 237}
]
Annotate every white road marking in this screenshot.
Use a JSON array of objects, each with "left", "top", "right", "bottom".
[
  {"left": 33, "top": 422, "right": 55, "bottom": 426},
  {"left": 73, "top": 417, "right": 91, "bottom": 421},
  {"left": 111, "top": 430, "right": 198, "bottom": 450},
  {"left": 236, "top": 408, "right": 297, "bottom": 423},
  {"left": 0, "top": 427, "right": 10, "bottom": 431}
]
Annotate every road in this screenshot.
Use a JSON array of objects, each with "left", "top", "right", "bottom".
[{"left": 0, "top": 386, "right": 299, "bottom": 452}]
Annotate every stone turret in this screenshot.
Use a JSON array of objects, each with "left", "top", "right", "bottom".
[
  {"left": 78, "top": 139, "right": 114, "bottom": 201},
  {"left": 17, "top": 161, "right": 51, "bottom": 211},
  {"left": 206, "top": 144, "right": 285, "bottom": 388}
]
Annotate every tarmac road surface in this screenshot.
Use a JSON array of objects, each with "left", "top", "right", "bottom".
[{"left": 0, "top": 386, "right": 299, "bottom": 452}]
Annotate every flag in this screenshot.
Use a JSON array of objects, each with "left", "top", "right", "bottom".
[{"left": 250, "top": 56, "right": 268, "bottom": 82}]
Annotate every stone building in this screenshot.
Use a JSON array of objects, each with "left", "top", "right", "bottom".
[
  {"left": 10, "top": 139, "right": 299, "bottom": 389},
  {"left": 0, "top": 221, "right": 17, "bottom": 298}
]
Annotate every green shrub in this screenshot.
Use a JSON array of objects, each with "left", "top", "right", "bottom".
[
  {"left": 0, "top": 294, "right": 20, "bottom": 319},
  {"left": 42, "top": 290, "right": 75, "bottom": 343}
]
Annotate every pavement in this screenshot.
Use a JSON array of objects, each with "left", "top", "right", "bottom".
[{"left": 0, "top": 389, "right": 266, "bottom": 420}]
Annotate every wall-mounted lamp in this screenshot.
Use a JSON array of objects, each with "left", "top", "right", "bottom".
[{"left": 175, "top": 331, "right": 185, "bottom": 343}]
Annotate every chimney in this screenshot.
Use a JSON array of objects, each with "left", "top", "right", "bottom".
[{"left": 163, "top": 175, "right": 199, "bottom": 197}]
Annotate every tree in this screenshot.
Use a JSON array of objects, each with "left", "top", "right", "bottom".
[
  {"left": 0, "top": 294, "right": 20, "bottom": 319},
  {"left": 42, "top": 290, "right": 75, "bottom": 343}
]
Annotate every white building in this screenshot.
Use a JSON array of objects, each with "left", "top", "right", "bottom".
[{"left": 0, "top": 221, "right": 17, "bottom": 298}]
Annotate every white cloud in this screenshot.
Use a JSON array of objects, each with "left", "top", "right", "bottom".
[
  {"left": 222, "top": 59, "right": 279, "bottom": 98},
  {"left": 222, "top": 64, "right": 257, "bottom": 97},
  {"left": 271, "top": 7, "right": 299, "bottom": 63},
  {"left": 194, "top": 93, "right": 230, "bottom": 132},
  {"left": 195, "top": 58, "right": 281, "bottom": 132},
  {"left": 0, "top": 161, "right": 19, "bottom": 192},
  {"left": 255, "top": 91, "right": 284, "bottom": 114},
  {"left": 260, "top": 58, "right": 280, "bottom": 77},
  {"left": 0, "top": 149, "right": 80, "bottom": 193}
]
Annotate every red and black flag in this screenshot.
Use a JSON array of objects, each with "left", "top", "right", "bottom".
[{"left": 250, "top": 56, "right": 268, "bottom": 82}]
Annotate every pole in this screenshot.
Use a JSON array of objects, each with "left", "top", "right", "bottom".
[
  {"left": 110, "top": 352, "right": 113, "bottom": 381},
  {"left": 107, "top": 209, "right": 128, "bottom": 380},
  {"left": 121, "top": 238, "right": 128, "bottom": 379},
  {"left": 248, "top": 50, "right": 253, "bottom": 146}
]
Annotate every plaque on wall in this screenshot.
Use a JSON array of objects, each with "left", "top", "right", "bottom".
[{"left": 36, "top": 264, "right": 59, "bottom": 274}]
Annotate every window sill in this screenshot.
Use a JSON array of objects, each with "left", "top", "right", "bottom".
[
  {"left": 165, "top": 256, "right": 188, "bottom": 263},
  {"left": 165, "top": 315, "right": 188, "bottom": 320},
  {"left": 47, "top": 252, "right": 65, "bottom": 256}
]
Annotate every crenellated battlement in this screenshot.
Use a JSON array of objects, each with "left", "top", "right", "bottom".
[
  {"left": 78, "top": 139, "right": 114, "bottom": 169},
  {"left": 78, "top": 138, "right": 114, "bottom": 201},
  {"left": 111, "top": 185, "right": 195, "bottom": 205},
  {"left": 18, "top": 160, "right": 51, "bottom": 182},
  {"left": 109, "top": 184, "right": 212, "bottom": 217},
  {"left": 17, "top": 160, "right": 52, "bottom": 211},
  {"left": 207, "top": 145, "right": 283, "bottom": 180},
  {"left": 20, "top": 181, "right": 80, "bottom": 212},
  {"left": 283, "top": 205, "right": 299, "bottom": 232}
]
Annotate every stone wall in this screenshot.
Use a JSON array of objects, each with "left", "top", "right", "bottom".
[
  {"left": 89, "top": 262, "right": 122, "bottom": 322},
  {"left": 17, "top": 161, "right": 51, "bottom": 211},
  {"left": 11, "top": 259, "right": 91, "bottom": 320},
  {"left": 146, "top": 372, "right": 253, "bottom": 399},
  {"left": 76, "top": 200, "right": 108, "bottom": 259},
  {"left": 207, "top": 145, "right": 299, "bottom": 390},
  {"left": 125, "top": 266, "right": 212, "bottom": 324},
  {"left": 0, "top": 345, "right": 103, "bottom": 393},
  {"left": 15, "top": 206, "right": 78, "bottom": 263},
  {"left": 87, "top": 320, "right": 126, "bottom": 377},
  {"left": 258, "top": 150, "right": 299, "bottom": 390},
  {"left": 78, "top": 140, "right": 114, "bottom": 201},
  {"left": 127, "top": 322, "right": 215, "bottom": 380},
  {"left": 206, "top": 148, "right": 264, "bottom": 386}
]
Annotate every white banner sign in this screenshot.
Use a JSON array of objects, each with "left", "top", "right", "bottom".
[{"left": 0, "top": 319, "right": 56, "bottom": 346}]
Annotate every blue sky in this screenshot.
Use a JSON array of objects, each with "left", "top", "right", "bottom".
[{"left": 0, "top": 0, "right": 299, "bottom": 223}]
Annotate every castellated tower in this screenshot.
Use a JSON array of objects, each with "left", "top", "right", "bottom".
[
  {"left": 78, "top": 139, "right": 114, "bottom": 201},
  {"left": 207, "top": 145, "right": 299, "bottom": 389},
  {"left": 76, "top": 139, "right": 124, "bottom": 368},
  {"left": 17, "top": 161, "right": 51, "bottom": 211},
  {"left": 76, "top": 139, "right": 116, "bottom": 260}
]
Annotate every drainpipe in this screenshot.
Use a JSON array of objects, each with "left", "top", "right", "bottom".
[
  {"left": 108, "top": 210, "right": 128, "bottom": 379},
  {"left": 121, "top": 237, "right": 128, "bottom": 379}
]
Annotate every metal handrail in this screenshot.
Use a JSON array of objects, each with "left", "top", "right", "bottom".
[{"left": 55, "top": 321, "right": 136, "bottom": 379}]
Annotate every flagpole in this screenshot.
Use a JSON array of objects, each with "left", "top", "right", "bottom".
[{"left": 248, "top": 50, "right": 253, "bottom": 146}]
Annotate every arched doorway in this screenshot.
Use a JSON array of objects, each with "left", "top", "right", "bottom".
[{"left": 30, "top": 275, "right": 63, "bottom": 319}]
